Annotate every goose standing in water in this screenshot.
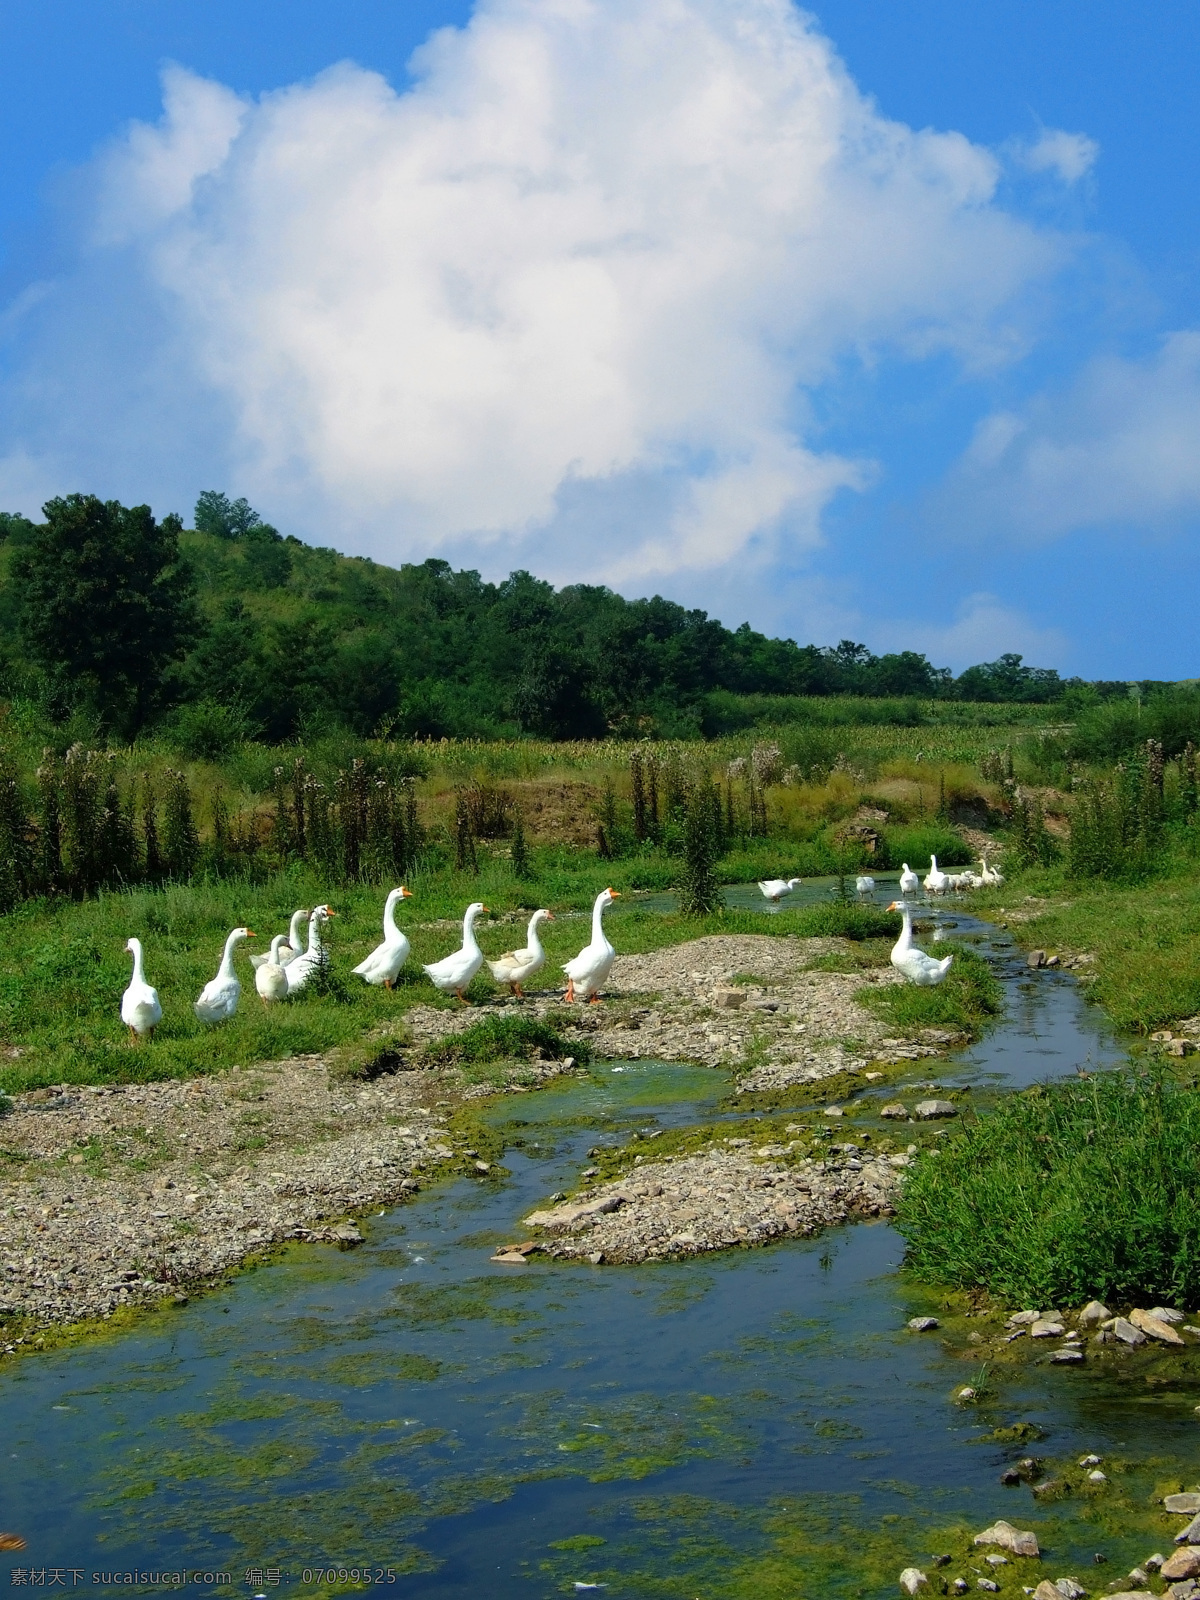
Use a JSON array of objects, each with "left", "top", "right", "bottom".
[
  {"left": 887, "top": 901, "right": 953, "bottom": 986},
  {"left": 855, "top": 875, "right": 876, "bottom": 895},
  {"left": 923, "top": 856, "right": 949, "bottom": 895},
  {"left": 194, "top": 928, "right": 255, "bottom": 1023},
  {"left": 353, "top": 886, "right": 414, "bottom": 989},
  {"left": 488, "top": 909, "right": 554, "bottom": 998},
  {"left": 424, "top": 901, "right": 487, "bottom": 1003},
  {"left": 898, "top": 863, "right": 919, "bottom": 896},
  {"left": 758, "top": 877, "right": 801, "bottom": 903},
  {"left": 563, "top": 888, "right": 620, "bottom": 1003},
  {"left": 121, "top": 938, "right": 162, "bottom": 1041}
]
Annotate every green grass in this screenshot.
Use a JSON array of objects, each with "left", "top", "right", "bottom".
[
  {"left": 420, "top": 1014, "right": 586, "bottom": 1068},
  {"left": 855, "top": 945, "right": 1003, "bottom": 1037},
  {"left": 0, "top": 855, "right": 897, "bottom": 1095},
  {"left": 980, "top": 860, "right": 1200, "bottom": 1033},
  {"left": 896, "top": 1069, "right": 1200, "bottom": 1306}
]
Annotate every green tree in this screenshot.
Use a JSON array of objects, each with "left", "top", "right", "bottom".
[
  {"left": 194, "top": 490, "right": 263, "bottom": 540},
  {"left": 13, "top": 495, "right": 198, "bottom": 734}
]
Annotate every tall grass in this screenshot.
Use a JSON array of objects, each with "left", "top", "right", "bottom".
[{"left": 896, "top": 1071, "right": 1200, "bottom": 1307}]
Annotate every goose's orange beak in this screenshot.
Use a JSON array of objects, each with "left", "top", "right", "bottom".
[
  {"left": 246, "top": 929, "right": 256, "bottom": 937},
  {"left": 886, "top": 901, "right": 900, "bottom": 912},
  {"left": 607, "top": 887, "right": 621, "bottom": 897},
  {"left": 400, "top": 887, "right": 413, "bottom": 898}
]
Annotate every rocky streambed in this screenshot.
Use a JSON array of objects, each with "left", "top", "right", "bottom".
[
  {"left": 513, "top": 1136, "right": 904, "bottom": 1264},
  {"left": 0, "top": 932, "right": 957, "bottom": 1337}
]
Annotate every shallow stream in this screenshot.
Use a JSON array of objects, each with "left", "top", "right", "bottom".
[{"left": 2, "top": 901, "right": 1196, "bottom": 1594}]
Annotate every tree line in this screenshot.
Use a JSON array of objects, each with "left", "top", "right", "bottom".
[{"left": 0, "top": 491, "right": 1116, "bottom": 746}]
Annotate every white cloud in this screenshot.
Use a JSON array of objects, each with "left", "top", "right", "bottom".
[
  {"left": 941, "top": 331, "right": 1200, "bottom": 540},
  {"left": 0, "top": 0, "right": 1069, "bottom": 587},
  {"left": 1015, "top": 126, "right": 1099, "bottom": 184},
  {"left": 875, "top": 592, "right": 1068, "bottom": 673}
]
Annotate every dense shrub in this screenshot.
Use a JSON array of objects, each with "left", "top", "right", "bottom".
[{"left": 896, "top": 1071, "right": 1200, "bottom": 1306}]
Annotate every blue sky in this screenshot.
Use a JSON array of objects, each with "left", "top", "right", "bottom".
[{"left": 0, "top": 0, "right": 1196, "bottom": 677}]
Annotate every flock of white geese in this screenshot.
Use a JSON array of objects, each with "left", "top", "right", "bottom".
[
  {"left": 121, "top": 854, "right": 1003, "bottom": 1039},
  {"left": 760, "top": 853, "right": 1004, "bottom": 989},
  {"left": 120, "top": 886, "right": 622, "bottom": 1041}
]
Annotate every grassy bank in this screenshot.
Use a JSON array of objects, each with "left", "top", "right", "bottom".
[
  {"left": 896, "top": 1068, "right": 1200, "bottom": 1306},
  {"left": 983, "top": 860, "right": 1200, "bottom": 1032},
  {"left": 856, "top": 943, "right": 1003, "bottom": 1037},
  {"left": 0, "top": 856, "right": 896, "bottom": 1096}
]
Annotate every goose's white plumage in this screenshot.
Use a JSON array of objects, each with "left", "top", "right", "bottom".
[
  {"left": 255, "top": 935, "right": 290, "bottom": 1004},
  {"left": 285, "top": 906, "right": 335, "bottom": 994},
  {"left": 121, "top": 937, "right": 162, "bottom": 1039},
  {"left": 923, "top": 856, "right": 949, "bottom": 895},
  {"left": 194, "top": 927, "right": 254, "bottom": 1023},
  {"left": 898, "top": 863, "right": 919, "bottom": 895},
  {"left": 980, "top": 856, "right": 1005, "bottom": 887},
  {"left": 423, "top": 902, "right": 487, "bottom": 1002},
  {"left": 353, "top": 887, "right": 414, "bottom": 988},
  {"left": 758, "top": 877, "right": 801, "bottom": 902},
  {"left": 251, "top": 907, "right": 310, "bottom": 969},
  {"left": 855, "top": 875, "right": 875, "bottom": 894},
  {"left": 948, "top": 871, "right": 982, "bottom": 891},
  {"left": 887, "top": 901, "right": 953, "bottom": 986},
  {"left": 488, "top": 909, "right": 553, "bottom": 996},
  {"left": 563, "top": 888, "right": 620, "bottom": 1002}
]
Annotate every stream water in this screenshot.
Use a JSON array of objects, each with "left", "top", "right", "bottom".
[{"left": 2, "top": 897, "right": 1196, "bottom": 1595}]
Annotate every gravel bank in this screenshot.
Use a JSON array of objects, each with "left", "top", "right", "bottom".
[
  {"left": 0, "top": 1052, "right": 570, "bottom": 1336},
  {"left": 1, "top": 934, "right": 954, "bottom": 1338},
  {"left": 516, "top": 1137, "right": 904, "bottom": 1263}
]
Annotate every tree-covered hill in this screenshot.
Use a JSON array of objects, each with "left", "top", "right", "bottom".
[{"left": 0, "top": 491, "right": 1106, "bottom": 744}]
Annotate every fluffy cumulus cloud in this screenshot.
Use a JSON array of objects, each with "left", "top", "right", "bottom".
[
  {"left": 0, "top": 0, "right": 1073, "bottom": 590},
  {"left": 940, "top": 331, "right": 1200, "bottom": 541}
]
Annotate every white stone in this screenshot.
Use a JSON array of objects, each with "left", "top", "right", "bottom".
[
  {"left": 974, "top": 1520, "right": 1040, "bottom": 1558},
  {"left": 899, "top": 1569, "right": 929, "bottom": 1596},
  {"left": 1077, "top": 1301, "right": 1110, "bottom": 1327}
]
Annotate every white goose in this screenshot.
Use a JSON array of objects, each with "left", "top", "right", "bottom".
[
  {"left": 424, "top": 901, "right": 487, "bottom": 1003},
  {"left": 980, "top": 855, "right": 1005, "bottom": 887},
  {"left": 285, "top": 905, "right": 336, "bottom": 995},
  {"left": 563, "top": 888, "right": 620, "bottom": 1003},
  {"left": 488, "top": 909, "right": 554, "bottom": 998},
  {"left": 923, "top": 856, "right": 949, "bottom": 895},
  {"left": 353, "top": 886, "right": 414, "bottom": 989},
  {"left": 121, "top": 938, "right": 162, "bottom": 1041},
  {"left": 855, "top": 875, "right": 876, "bottom": 894},
  {"left": 255, "top": 935, "right": 290, "bottom": 1004},
  {"left": 898, "top": 863, "right": 919, "bottom": 896},
  {"left": 251, "top": 907, "right": 309, "bottom": 970},
  {"left": 759, "top": 877, "right": 802, "bottom": 903},
  {"left": 194, "top": 927, "right": 254, "bottom": 1023},
  {"left": 887, "top": 901, "right": 953, "bottom": 986}
]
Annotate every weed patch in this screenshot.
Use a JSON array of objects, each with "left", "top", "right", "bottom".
[
  {"left": 856, "top": 945, "right": 1001, "bottom": 1038},
  {"left": 421, "top": 1014, "right": 585, "bottom": 1069},
  {"left": 896, "top": 1069, "right": 1200, "bottom": 1305}
]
